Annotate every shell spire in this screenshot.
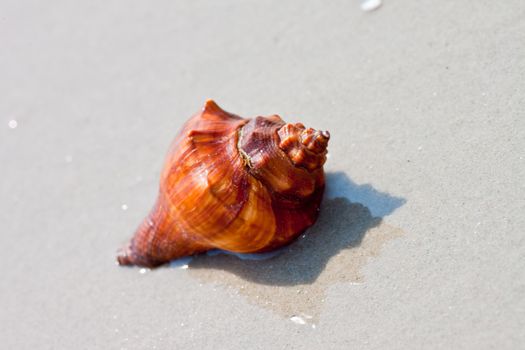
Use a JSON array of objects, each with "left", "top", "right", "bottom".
[{"left": 277, "top": 123, "right": 330, "bottom": 171}]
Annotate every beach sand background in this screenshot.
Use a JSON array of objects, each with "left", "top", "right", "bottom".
[{"left": 1, "top": 0, "right": 524, "bottom": 349}]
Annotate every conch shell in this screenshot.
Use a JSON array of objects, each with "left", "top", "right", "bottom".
[{"left": 117, "top": 100, "right": 330, "bottom": 267}]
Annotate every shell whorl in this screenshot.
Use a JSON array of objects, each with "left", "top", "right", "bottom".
[
  {"left": 117, "top": 101, "right": 330, "bottom": 267},
  {"left": 277, "top": 123, "right": 330, "bottom": 171}
]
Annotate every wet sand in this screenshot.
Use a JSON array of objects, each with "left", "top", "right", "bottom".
[{"left": 188, "top": 198, "right": 404, "bottom": 322}]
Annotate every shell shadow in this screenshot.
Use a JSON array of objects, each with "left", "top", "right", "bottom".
[
  {"left": 325, "top": 171, "right": 406, "bottom": 217},
  {"left": 187, "top": 172, "right": 406, "bottom": 286}
]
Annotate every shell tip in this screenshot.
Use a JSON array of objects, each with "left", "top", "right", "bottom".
[
  {"left": 116, "top": 246, "right": 133, "bottom": 266},
  {"left": 277, "top": 123, "right": 330, "bottom": 171},
  {"left": 116, "top": 244, "right": 165, "bottom": 268},
  {"left": 203, "top": 99, "right": 221, "bottom": 113}
]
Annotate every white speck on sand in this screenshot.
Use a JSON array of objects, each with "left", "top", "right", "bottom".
[
  {"left": 290, "top": 316, "right": 306, "bottom": 325},
  {"left": 121, "top": 204, "right": 128, "bottom": 211},
  {"left": 8, "top": 120, "right": 18, "bottom": 129},
  {"left": 139, "top": 268, "right": 148, "bottom": 274},
  {"left": 360, "top": 0, "right": 382, "bottom": 12}
]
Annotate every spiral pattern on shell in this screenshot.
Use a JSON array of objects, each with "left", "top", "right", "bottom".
[{"left": 117, "top": 100, "right": 330, "bottom": 267}]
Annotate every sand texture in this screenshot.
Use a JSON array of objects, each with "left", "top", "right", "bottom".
[{"left": 1, "top": 1, "right": 524, "bottom": 349}]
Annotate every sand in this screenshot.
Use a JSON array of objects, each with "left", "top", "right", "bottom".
[{"left": 1, "top": 0, "right": 524, "bottom": 349}]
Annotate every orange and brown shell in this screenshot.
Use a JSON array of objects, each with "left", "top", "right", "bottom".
[{"left": 117, "top": 100, "right": 330, "bottom": 267}]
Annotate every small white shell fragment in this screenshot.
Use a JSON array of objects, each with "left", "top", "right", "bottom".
[
  {"left": 290, "top": 316, "right": 306, "bottom": 325},
  {"left": 360, "top": 0, "right": 382, "bottom": 12},
  {"left": 121, "top": 204, "right": 128, "bottom": 211},
  {"left": 8, "top": 120, "right": 18, "bottom": 129}
]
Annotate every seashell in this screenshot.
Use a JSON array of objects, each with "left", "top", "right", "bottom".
[{"left": 117, "top": 100, "right": 330, "bottom": 267}]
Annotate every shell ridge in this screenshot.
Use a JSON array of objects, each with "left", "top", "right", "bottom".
[{"left": 118, "top": 101, "right": 328, "bottom": 266}]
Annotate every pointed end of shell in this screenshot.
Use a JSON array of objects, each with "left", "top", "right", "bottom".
[
  {"left": 302, "top": 129, "right": 330, "bottom": 153},
  {"left": 116, "top": 243, "right": 166, "bottom": 268},
  {"left": 277, "top": 123, "right": 330, "bottom": 171},
  {"left": 200, "top": 99, "right": 242, "bottom": 122},
  {"left": 203, "top": 99, "right": 221, "bottom": 113},
  {"left": 116, "top": 245, "right": 134, "bottom": 266}
]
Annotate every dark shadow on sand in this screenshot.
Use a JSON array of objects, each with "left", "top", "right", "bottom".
[{"left": 185, "top": 172, "right": 406, "bottom": 286}]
